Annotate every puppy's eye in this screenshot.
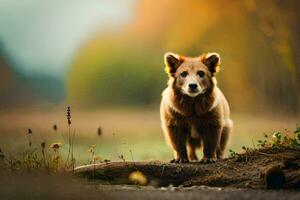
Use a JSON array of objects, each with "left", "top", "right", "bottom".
[
  {"left": 180, "top": 71, "right": 188, "bottom": 78},
  {"left": 197, "top": 71, "right": 205, "bottom": 78}
]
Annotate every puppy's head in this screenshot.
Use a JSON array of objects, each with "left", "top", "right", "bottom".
[{"left": 164, "top": 52, "right": 221, "bottom": 97}]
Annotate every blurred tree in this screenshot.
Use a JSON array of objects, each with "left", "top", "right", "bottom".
[{"left": 68, "top": 0, "right": 300, "bottom": 115}]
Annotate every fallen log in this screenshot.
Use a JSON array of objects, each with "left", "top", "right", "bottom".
[
  {"left": 74, "top": 161, "right": 204, "bottom": 187},
  {"left": 74, "top": 148, "right": 300, "bottom": 189}
]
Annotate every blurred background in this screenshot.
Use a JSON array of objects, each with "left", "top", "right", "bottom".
[{"left": 0, "top": 0, "right": 299, "bottom": 163}]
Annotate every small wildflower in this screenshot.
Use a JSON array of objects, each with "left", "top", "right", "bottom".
[
  {"left": 41, "top": 141, "right": 46, "bottom": 165},
  {"left": 53, "top": 124, "right": 58, "bottom": 131},
  {"left": 65, "top": 106, "right": 72, "bottom": 166},
  {"left": 87, "top": 145, "right": 96, "bottom": 153},
  {"left": 118, "top": 154, "right": 125, "bottom": 162},
  {"left": 66, "top": 107, "right": 71, "bottom": 125},
  {"left": 41, "top": 141, "right": 46, "bottom": 149},
  {"left": 51, "top": 142, "right": 61, "bottom": 151},
  {"left": 97, "top": 126, "right": 102, "bottom": 136},
  {"left": 27, "top": 129, "right": 32, "bottom": 147}
]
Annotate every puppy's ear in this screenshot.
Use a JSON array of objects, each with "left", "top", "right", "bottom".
[
  {"left": 202, "top": 53, "right": 221, "bottom": 75},
  {"left": 164, "top": 52, "right": 183, "bottom": 77}
]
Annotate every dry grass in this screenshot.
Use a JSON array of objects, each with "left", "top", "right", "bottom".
[{"left": 0, "top": 107, "right": 298, "bottom": 172}]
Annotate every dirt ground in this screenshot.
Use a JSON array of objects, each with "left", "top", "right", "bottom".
[
  {"left": 1, "top": 176, "right": 300, "bottom": 200},
  {"left": 85, "top": 185, "right": 300, "bottom": 200}
]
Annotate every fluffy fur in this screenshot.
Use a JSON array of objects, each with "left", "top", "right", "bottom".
[{"left": 160, "top": 52, "right": 233, "bottom": 163}]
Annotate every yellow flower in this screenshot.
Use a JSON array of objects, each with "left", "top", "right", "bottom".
[
  {"left": 129, "top": 171, "right": 147, "bottom": 185},
  {"left": 51, "top": 142, "right": 62, "bottom": 150}
]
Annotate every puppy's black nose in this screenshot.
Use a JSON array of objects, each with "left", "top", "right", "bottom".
[{"left": 188, "top": 83, "right": 198, "bottom": 90}]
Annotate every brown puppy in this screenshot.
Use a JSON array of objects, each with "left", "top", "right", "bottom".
[{"left": 160, "top": 52, "right": 233, "bottom": 163}]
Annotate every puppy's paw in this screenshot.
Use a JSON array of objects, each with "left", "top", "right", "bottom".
[{"left": 200, "top": 157, "right": 217, "bottom": 164}]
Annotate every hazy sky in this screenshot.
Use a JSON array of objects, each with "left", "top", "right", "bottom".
[{"left": 0, "top": 0, "right": 134, "bottom": 79}]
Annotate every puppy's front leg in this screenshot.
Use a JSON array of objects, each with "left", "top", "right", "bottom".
[
  {"left": 167, "top": 125, "right": 189, "bottom": 163},
  {"left": 201, "top": 126, "right": 222, "bottom": 163}
]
